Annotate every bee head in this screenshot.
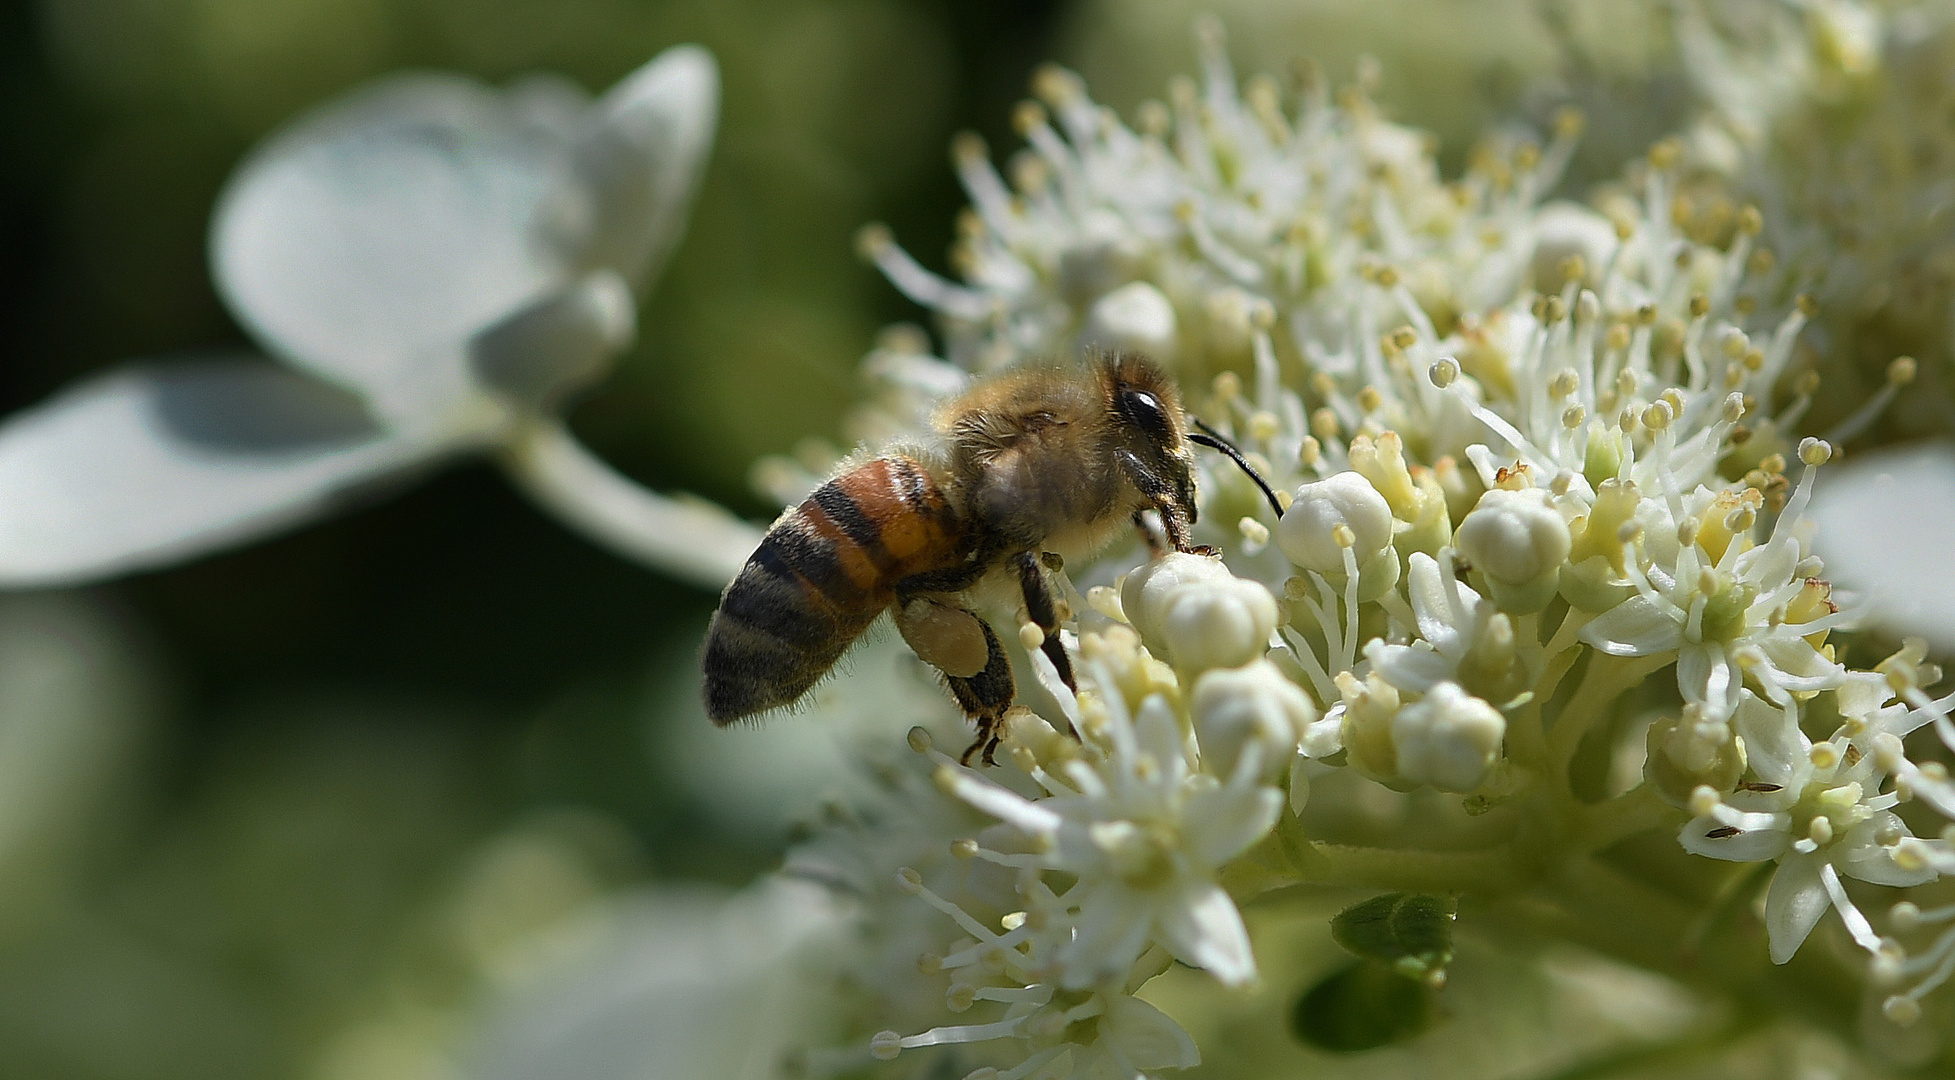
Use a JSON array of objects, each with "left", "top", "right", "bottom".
[{"left": 1100, "top": 353, "right": 1200, "bottom": 524}]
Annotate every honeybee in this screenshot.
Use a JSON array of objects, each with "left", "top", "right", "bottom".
[{"left": 702, "top": 352, "right": 1277, "bottom": 764}]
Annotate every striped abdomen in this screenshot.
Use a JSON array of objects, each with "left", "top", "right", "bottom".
[{"left": 703, "top": 457, "right": 966, "bottom": 723}]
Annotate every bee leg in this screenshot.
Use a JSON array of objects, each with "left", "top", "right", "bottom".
[
  {"left": 945, "top": 617, "right": 1015, "bottom": 766},
  {"left": 1013, "top": 551, "right": 1080, "bottom": 712},
  {"left": 1116, "top": 451, "right": 1204, "bottom": 554}
]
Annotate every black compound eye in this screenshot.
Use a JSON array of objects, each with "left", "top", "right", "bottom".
[{"left": 1120, "top": 389, "right": 1174, "bottom": 443}]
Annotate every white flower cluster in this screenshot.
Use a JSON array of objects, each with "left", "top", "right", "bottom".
[
  {"left": 824, "top": 623, "right": 1294, "bottom": 1080},
  {"left": 779, "top": 18, "right": 1955, "bottom": 1074}
]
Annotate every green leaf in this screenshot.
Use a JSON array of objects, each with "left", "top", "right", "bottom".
[
  {"left": 1329, "top": 892, "right": 1456, "bottom": 977},
  {"left": 1290, "top": 961, "right": 1439, "bottom": 1053}
]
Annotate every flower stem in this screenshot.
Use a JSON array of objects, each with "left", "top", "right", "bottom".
[
  {"left": 1547, "top": 654, "right": 1667, "bottom": 801},
  {"left": 499, "top": 416, "right": 761, "bottom": 590}
]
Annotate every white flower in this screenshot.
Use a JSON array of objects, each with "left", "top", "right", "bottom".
[
  {"left": 1581, "top": 458, "right": 1848, "bottom": 723},
  {"left": 1367, "top": 550, "right": 1522, "bottom": 702},
  {"left": 934, "top": 657, "right": 1283, "bottom": 989},
  {"left": 1680, "top": 691, "right": 1930, "bottom": 964},
  {"left": 0, "top": 46, "right": 758, "bottom": 590}
]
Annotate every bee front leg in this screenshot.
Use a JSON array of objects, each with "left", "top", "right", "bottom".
[
  {"left": 1013, "top": 552, "right": 1080, "bottom": 721},
  {"left": 1117, "top": 450, "right": 1211, "bottom": 556},
  {"left": 943, "top": 618, "right": 1014, "bottom": 766}
]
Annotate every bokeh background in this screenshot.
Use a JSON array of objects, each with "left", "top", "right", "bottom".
[{"left": 0, "top": 1, "right": 1881, "bottom": 1077}]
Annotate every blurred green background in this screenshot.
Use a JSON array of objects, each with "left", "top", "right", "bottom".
[{"left": 0, "top": 0, "right": 1761, "bottom": 1077}]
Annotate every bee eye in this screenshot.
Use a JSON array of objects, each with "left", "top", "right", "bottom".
[{"left": 1120, "top": 389, "right": 1175, "bottom": 442}]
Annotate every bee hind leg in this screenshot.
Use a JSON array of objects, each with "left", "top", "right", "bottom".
[{"left": 946, "top": 618, "right": 1015, "bottom": 766}]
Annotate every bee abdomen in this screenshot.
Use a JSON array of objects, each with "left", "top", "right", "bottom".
[{"left": 703, "top": 457, "right": 962, "bottom": 724}]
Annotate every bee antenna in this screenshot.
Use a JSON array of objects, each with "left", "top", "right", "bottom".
[{"left": 1187, "top": 418, "right": 1286, "bottom": 519}]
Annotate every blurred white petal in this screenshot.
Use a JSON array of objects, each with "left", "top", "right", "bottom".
[
  {"left": 650, "top": 631, "right": 966, "bottom": 840},
  {"left": 458, "top": 878, "right": 846, "bottom": 1080},
  {"left": 559, "top": 45, "right": 719, "bottom": 288},
  {"left": 211, "top": 72, "right": 574, "bottom": 418},
  {"left": 505, "top": 72, "right": 594, "bottom": 131},
  {"left": 1098, "top": 994, "right": 1200, "bottom": 1072},
  {"left": 500, "top": 419, "right": 760, "bottom": 591},
  {"left": 0, "top": 359, "right": 432, "bottom": 586},
  {"left": 1809, "top": 442, "right": 1955, "bottom": 650},
  {"left": 471, "top": 271, "right": 637, "bottom": 409}
]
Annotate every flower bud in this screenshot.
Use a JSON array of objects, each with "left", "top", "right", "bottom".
[
  {"left": 1529, "top": 201, "right": 1616, "bottom": 293},
  {"left": 1645, "top": 711, "right": 1746, "bottom": 807},
  {"left": 1084, "top": 281, "right": 1178, "bottom": 361},
  {"left": 1391, "top": 682, "right": 1506, "bottom": 792},
  {"left": 1279, "top": 472, "right": 1393, "bottom": 573},
  {"left": 1192, "top": 660, "right": 1316, "bottom": 777},
  {"left": 1454, "top": 487, "right": 1570, "bottom": 614},
  {"left": 1121, "top": 553, "right": 1232, "bottom": 649},
  {"left": 1161, "top": 575, "right": 1279, "bottom": 673},
  {"left": 1337, "top": 671, "right": 1403, "bottom": 786}
]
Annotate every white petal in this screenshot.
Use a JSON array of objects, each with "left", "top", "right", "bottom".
[
  {"left": 1679, "top": 644, "right": 1737, "bottom": 718},
  {"left": 470, "top": 271, "right": 636, "bottom": 408},
  {"left": 1405, "top": 551, "right": 1475, "bottom": 654},
  {"left": 1182, "top": 784, "right": 1282, "bottom": 867},
  {"left": 1678, "top": 813, "right": 1790, "bottom": 863},
  {"left": 1133, "top": 694, "right": 1189, "bottom": 786},
  {"left": 1730, "top": 693, "right": 1807, "bottom": 787},
  {"left": 0, "top": 360, "right": 429, "bottom": 586},
  {"left": 1838, "top": 814, "right": 1938, "bottom": 888},
  {"left": 1809, "top": 443, "right": 1955, "bottom": 651},
  {"left": 1156, "top": 881, "right": 1257, "bottom": 986},
  {"left": 558, "top": 45, "right": 719, "bottom": 288},
  {"left": 1757, "top": 635, "right": 1840, "bottom": 687},
  {"left": 1764, "top": 851, "right": 1830, "bottom": 964},
  {"left": 1367, "top": 641, "right": 1453, "bottom": 694},
  {"left": 1578, "top": 594, "right": 1683, "bottom": 656},
  {"left": 212, "top": 72, "right": 573, "bottom": 416},
  {"left": 1099, "top": 994, "right": 1200, "bottom": 1071},
  {"left": 459, "top": 877, "right": 846, "bottom": 1080},
  {"left": 1059, "top": 883, "right": 1155, "bottom": 989}
]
